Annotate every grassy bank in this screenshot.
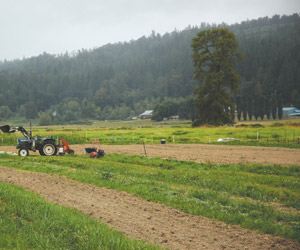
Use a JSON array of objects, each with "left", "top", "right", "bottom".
[
  {"left": 0, "top": 153, "right": 299, "bottom": 242},
  {"left": 0, "top": 181, "right": 162, "bottom": 250}
]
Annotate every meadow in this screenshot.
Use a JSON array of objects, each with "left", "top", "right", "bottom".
[
  {"left": 1, "top": 119, "right": 300, "bottom": 148},
  {"left": 0, "top": 153, "right": 299, "bottom": 243}
]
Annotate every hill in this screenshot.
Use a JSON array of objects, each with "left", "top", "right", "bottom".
[{"left": 0, "top": 13, "right": 299, "bottom": 123}]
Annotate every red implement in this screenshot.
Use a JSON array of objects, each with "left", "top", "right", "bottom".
[{"left": 58, "top": 139, "right": 74, "bottom": 155}]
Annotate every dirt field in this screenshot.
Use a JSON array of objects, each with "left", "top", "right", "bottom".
[
  {"left": 2, "top": 143, "right": 299, "bottom": 166},
  {"left": 100, "top": 144, "right": 300, "bottom": 166},
  {"left": 1, "top": 166, "right": 299, "bottom": 250}
]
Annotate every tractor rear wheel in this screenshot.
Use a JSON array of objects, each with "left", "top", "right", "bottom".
[
  {"left": 39, "top": 141, "right": 57, "bottom": 156},
  {"left": 18, "top": 148, "right": 29, "bottom": 157}
]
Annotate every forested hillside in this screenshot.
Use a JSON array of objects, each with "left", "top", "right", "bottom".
[{"left": 0, "top": 13, "right": 299, "bottom": 123}]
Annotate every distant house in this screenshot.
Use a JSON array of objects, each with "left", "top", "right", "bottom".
[
  {"left": 169, "top": 115, "right": 179, "bottom": 120},
  {"left": 283, "top": 107, "right": 300, "bottom": 117},
  {"left": 139, "top": 110, "right": 153, "bottom": 119}
]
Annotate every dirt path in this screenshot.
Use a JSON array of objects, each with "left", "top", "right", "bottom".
[
  {"left": 1, "top": 143, "right": 300, "bottom": 166},
  {"left": 1, "top": 166, "right": 299, "bottom": 250}
]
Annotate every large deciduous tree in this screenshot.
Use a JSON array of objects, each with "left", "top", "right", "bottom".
[{"left": 191, "top": 28, "right": 242, "bottom": 126}]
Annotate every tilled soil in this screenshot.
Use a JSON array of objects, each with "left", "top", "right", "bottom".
[
  {"left": 75, "top": 143, "right": 300, "bottom": 166},
  {"left": 1, "top": 166, "right": 299, "bottom": 250},
  {"left": 1, "top": 143, "right": 300, "bottom": 166}
]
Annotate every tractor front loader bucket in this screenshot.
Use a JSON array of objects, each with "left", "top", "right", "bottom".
[{"left": 0, "top": 125, "right": 11, "bottom": 133}]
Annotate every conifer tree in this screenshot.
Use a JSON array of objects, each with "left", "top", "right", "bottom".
[{"left": 191, "top": 28, "right": 242, "bottom": 126}]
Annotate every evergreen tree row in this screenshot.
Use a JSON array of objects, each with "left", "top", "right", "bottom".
[{"left": 236, "top": 87, "right": 283, "bottom": 121}]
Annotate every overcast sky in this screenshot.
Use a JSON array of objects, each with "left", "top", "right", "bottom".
[{"left": 0, "top": 0, "right": 299, "bottom": 61}]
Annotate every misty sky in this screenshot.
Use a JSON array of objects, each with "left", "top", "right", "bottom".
[{"left": 0, "top": 0, "right": 299, "bottom": 61}]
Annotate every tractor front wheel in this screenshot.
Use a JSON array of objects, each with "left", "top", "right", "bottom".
[
  {"left": 39, "top": 141, "right": 57, "bottom": 156},
  {"left": 18, "top": 148, "right": 29, "bottom": 157}
]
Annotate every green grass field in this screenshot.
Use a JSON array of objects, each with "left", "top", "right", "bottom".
[
  {"left": 1, "top": 153, "right": 299, "bottom": 243},
  {"left": 1, "top": 119, "right": 300, "bottom": 148}
]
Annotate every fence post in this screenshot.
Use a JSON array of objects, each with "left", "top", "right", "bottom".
[
  {"left": 285, "top": 131, "right": 286, "bottom": 144},
  {"left": 143, "top": 140, "right": 147, "bottom": 155},
  {"left": 293, "top": 131, "right": 295, "bottom": 143}
]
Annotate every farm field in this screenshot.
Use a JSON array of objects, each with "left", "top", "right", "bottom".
[
  {"left": 1, "top": 119, "right": 300, "bottom": 148},
  {"left": 1, "top": 119, "right": 300, "bottom": 249},
  {"left": 1, "top": 143, "right": 300, "bottom": 166},
  {"left": 0, "top": 181, "right": 160, "bottom": 250},
  {"left": 0, "top": 152, "right": 300, "bottom": 249}
]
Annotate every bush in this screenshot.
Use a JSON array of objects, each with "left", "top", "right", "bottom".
[
  {"left": 0, "top": 106, "right": 12, "bottom": 120},
  {"left": 39, "top": 113, "right": 52, "bottom": 126}
]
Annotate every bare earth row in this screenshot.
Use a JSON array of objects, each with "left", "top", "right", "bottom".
[{"left": 1, "top": 143, "right": 300, "bottom": 166}]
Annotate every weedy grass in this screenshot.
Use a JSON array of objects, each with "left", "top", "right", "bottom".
[
  {"left": 1, "top": 122, "right": 300, "bottom": 148},
  {"left": 0, "top": 181, "right": 162, "bottom": 250},
  {"left": 0, "top": 153, "right": 300, "bottom": 242}
]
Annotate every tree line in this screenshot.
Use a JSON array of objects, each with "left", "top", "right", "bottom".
[{"left": 0, "top": 14, "right": 299, "bottom": 124}]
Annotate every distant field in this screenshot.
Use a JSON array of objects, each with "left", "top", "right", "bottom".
[{"left": 1, "top": 118, "right": 300, "bottom": 148}]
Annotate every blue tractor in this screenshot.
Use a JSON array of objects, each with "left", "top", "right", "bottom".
[{"left": 0, "top": 124, "right": 57, "bottom": 156}]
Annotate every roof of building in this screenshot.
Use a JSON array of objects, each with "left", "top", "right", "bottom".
[
  {"left": 283, "top": 107, "right": 300, "bottom": 115},
  {"left": 139, "top": 110, "right": 153, "bottom": 116},
  {"left": 283, "top": 107, "right": 298, "bottom": 111}
]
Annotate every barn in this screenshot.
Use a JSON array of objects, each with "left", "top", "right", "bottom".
[{"left": 139, "top": 110, "right": 153, "bottom": 119}]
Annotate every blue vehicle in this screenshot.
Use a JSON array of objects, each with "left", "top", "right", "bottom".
[{"left": 0, "top": 124, "right": 57, "bottom": 156}]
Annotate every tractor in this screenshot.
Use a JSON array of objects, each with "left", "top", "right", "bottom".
[{"left": 0, "top": 124, "right": 57, "bottom": 156}]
